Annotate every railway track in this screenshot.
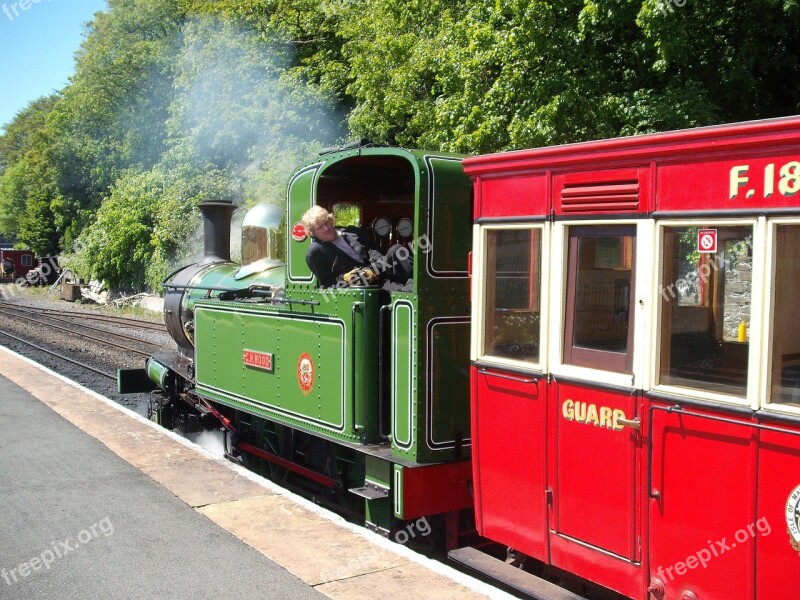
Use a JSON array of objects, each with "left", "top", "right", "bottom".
[
  {"left": 0, "top": 328, "right": 117, "bottom": 380},
  {"left": 0, "top": 300, "right": 166, "bottom": 331},
  {"left": 0, "top": 303, "right": 161, "bottom": 358},
  {"left": 0, "top": 293, "right": 173, "bottom": 415}
]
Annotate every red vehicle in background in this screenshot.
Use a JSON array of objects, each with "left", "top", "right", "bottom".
[
  {"left": 460, "top": 117, "right": 800, "bottom": 599},
  {"left": 0, "top": 249, "right": 35, "bottom": 280}
]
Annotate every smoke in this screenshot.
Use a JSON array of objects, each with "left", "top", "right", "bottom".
[
  {"left": 172, "top": 16, "right": 341, "bottom": 191},
  {"left": 185, "top": 430, "right": 226, "bottom": 458},
  {"left": 163, "top": 15, "right": 343, "bottom": 273}
]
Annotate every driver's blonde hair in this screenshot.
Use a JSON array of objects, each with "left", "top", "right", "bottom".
[{"left": 301, "top": 206, "right": 334, "bottom": 236}]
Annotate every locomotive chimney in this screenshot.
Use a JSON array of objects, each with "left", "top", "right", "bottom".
[{"left": 198, "top": 200, "right": 237, "bottom": 264}]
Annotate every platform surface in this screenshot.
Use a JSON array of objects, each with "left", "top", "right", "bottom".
[{"left": 0, "top": 346, "right": 511, "bottom": 600}]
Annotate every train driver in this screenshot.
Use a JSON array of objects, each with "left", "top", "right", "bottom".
[{"left": 301, "top": 206, "right": 412, "bottom": 289}]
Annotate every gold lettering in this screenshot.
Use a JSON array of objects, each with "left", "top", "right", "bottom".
[
  {"left": 764, "top": 163, "right": 774, "bottom": 197},
  {"left": 779, "top": 161, "right": 800, "bottom": 197},
  {"left": 586, "top": 403, "right": 599, "bottom": 426},
  {"left": 730, "top": 165, "right": 749, "bottom": 199},
  {"left": 562, "top": 399, "right": 574, "bottom": 421},
  {"left": 600, "top": 406, "right": 613, "bottom": 428},
  {"left": 562, "top": 400, "right": 629, "bottom": 431}
]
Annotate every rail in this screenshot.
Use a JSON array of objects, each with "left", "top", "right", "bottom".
[
  {"left": 0, "top": 306, "right": 159, "bottom": 357},
  {"left": 0, "top": 329, "right": 116, "bottom": 380}
]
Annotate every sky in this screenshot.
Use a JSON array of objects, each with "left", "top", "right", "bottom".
[{"left": 0, "top": 0, "right": 107, "bottom": 132}]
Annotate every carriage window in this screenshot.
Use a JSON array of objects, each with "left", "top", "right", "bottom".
[
  {"left": 658, "top": 225, "right": 752, "bottom": 396},
  {"left": 770, "top": 225, "right": 800, "bottom": 405},
  {"left": 482, "top": 228, "right": 541, "bottom": 362},
  {"left": 563, "top": 226, "right": 636, "bottom": 373}
]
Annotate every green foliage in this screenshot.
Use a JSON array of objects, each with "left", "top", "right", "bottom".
[
  {"left": 68, "top": 158, "right": 232, "bottom": 291},
  {"left": 637, "top": 0, "right": 800, "bottom": 121},
  {"left": 44, "top": 0, "right": 185, "bottom": 239},
  {"left": 0, "top": 135, "right": 61, "bottom": 255},
  {"left": 0, "top": 161, "right": 34, "bottom": 238},
  {"left": 332, "top": 204, "right": 360, "bottom": 227},
  {"left": 0, "top": 97, "right": 62, "bottom": 253},
  {"left": 0, "top": 96, "right": 59, "bottom": 174},
  {"left": 338, "top": 0, "right": 799, "bottom": 150},
  {"left": 167, "top": 16, "right": 336, "bottom": 172},
  {"left": 63, "top": 6, "right": 338, "bottom": 291}
]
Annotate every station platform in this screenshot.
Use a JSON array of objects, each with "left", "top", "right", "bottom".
[{"left": 0, "top": 346, "right": 513, "bottom": 600}]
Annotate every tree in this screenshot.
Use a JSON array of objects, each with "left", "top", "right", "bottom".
[
  {"left": 635, "top": 0, "right": 800, "bottom": 123},
  {"left": 45, "top": 0, "right": 185, "bottom": 249},
  {"left": 0, "top": 95, "right": 59, "bottom": 175},
  {"left": 7, "top": 0, "right": 800, "bottom": 291},
  {"left": 337, "top": 0, "right": 800, "bottom": 151},
  {"left": 71, "top": 156, "right": 231, "bottom": 290}
]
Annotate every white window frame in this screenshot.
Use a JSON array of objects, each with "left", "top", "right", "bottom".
[
  {"left": 549, "top": 219, "right": 653, "bottom": 390},
  {"left": 471, "top": 222, "right": 549, "bottom": 373},
  {"left": 650, "top": 218, "right": 764, "bottom": 409},
  {"left": 760, "top": 217, "right": 800, "bottom": 416}
]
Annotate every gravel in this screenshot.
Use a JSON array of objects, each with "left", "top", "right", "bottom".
[{"left": 0, "top": 288, "right": 176, "bottom": 417}]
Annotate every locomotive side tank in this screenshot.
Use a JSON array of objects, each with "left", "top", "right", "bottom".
[{"left": 126, "top": 144, "right": 474, "bottom": 538}]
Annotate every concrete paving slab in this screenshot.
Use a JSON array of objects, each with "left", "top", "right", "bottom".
[
  {"left": 141, "top": 459, "right": 270, "bottom": 507},
  {"left": 198, "top": 495, "right": 407, "bottom": 585},
  {"left": 316, "top": 561, "right": 494, "bottom": 600},
  {"left": 0, "top": 349, "right": 271, "bottom": 506},
  {"left": 0, "top": 367, "right": 323, "bottom": 600}
]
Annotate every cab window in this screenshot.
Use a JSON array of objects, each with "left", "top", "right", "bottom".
[
  {"left": 658, "top": 225, "right": 752, "bottom": 396},
  {"left": 332, "top": 203, "right": 361, "bottom": 227}
]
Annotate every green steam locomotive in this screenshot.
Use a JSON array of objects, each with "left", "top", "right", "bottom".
[{"left": 122, "top": 144, "right": 473, "bottom": 540}]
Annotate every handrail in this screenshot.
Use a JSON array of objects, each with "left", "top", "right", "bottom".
[
  {"left": 378, "top": 304, "right": 393, "bottom": 441},
  {"left": 478, "top": 367, "right": 538, "bottom": 384},
  {"left": 647, "top": 403, "right": 800, "bottom": 500},
  {"left": 165, "top": 283, "right": 320, "bottom": 306},
  {"left": 351, "top": 301, "right": 365, "bottom": 433}
]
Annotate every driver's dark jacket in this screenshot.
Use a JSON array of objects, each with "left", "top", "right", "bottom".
[{"left": 305, "top": 227, "right": 384, "bottom": 288}]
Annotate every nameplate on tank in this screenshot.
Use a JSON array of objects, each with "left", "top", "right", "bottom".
[{"left": 243, "top": 349, "right": 274, "bottom": 372}]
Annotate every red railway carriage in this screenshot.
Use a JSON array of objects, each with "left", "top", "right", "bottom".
[
  {"left": 0, "top": 249, "right": 35, "bottom": 280},
  {"left": 463, "top": 117, "right": 800, "bottom": 599}
]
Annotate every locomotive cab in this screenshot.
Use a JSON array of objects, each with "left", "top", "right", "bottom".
[{"left": 273, "top": 148, "right": 473, "bottom": 457}]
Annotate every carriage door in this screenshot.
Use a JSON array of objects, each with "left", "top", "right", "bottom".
[
  {"left": 550, "top": 225, "right": 642, "bottom": 588},
  {"left": 471, "top": 225, "right": 549, "bottom": 561}
]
